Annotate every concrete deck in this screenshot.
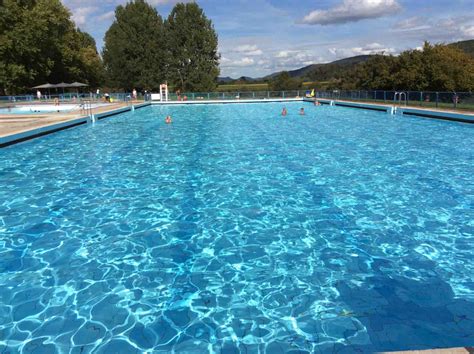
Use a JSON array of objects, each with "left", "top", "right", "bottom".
[
  {"left": 305, "top": 98, "right": 474, "bottom": 117},
  {"left": 0, "top": 102, "right": 131, "bottom": 138}
]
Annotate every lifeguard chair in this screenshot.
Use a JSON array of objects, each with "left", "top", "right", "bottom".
[{"left": 160, "top": 84, "right": 169, "bottom": 102}]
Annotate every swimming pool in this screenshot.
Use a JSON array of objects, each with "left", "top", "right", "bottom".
[
  {"left": 0, "top": 103, "right": 110, "bottom": 114},
  {"left": 1, "top": 102, "right": 473, "bottom": 352}
]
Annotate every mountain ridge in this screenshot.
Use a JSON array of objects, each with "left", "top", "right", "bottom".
[{"left": 218, "top": 39, "right": 474, "bottom": 84}]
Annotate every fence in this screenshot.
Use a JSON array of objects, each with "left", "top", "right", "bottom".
[
  {"left": 316, "top": 90, "right": 474, "bottom": 111},
  {"left": 1, "top": 90, "right": 473, "bottom": 112},
  {"left": 0, "top": 92, "right": 132, "bottom": 105}
]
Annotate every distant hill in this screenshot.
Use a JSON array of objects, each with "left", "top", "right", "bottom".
[
  {"left": 219, "top": 39, "right": 473, "bottom": 85},
  {"left": 449, "top": 39, "right": 474, "bottom": 57},
  {"left": 263, "top": 55, "right": 372, "bottom": 81},
  {"left": 217, "top": 76, "right": 234, "bottom": 83},
  {"left": 217, "top": 75, "right": 258, "bottom": 84},
  {"left": 220, "top": 55, "right": 373, "bottom": 84}
]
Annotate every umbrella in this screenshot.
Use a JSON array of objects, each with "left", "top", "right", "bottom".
[
  {"left": 69, "top": 82, "right": 88, "bottom": 87},
  {"left": 69, "top": 82, "right": 88, "bottom": 97},
  {"left": 32, "top": 83, "right": 55, "bottom": 89}
]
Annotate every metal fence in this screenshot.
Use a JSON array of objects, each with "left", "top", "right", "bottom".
[
  {"left": 161, "top": 90, "right": 302, "bottom": 101},
  {"left": 1, "top": 90, "right": 473, "bottom": 111},
  {"left": 316, "top": 90, "right": 474, "bottom": 111},
  {"left": 0, "top": 92, "right": 132, "bottom": 105}
]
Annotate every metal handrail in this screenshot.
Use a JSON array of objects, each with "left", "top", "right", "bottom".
[{"left": 1, "top": 90, "right": 472, "bottom": 111}]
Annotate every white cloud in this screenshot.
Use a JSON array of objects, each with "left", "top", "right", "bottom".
[
  {"left": 233, "top": 44, "right": 263, "bottom": 56},
  {"left": 276, "top": 51, "right": 291, "bottom": 58},
  {"left": 274, "top": 50, "right": 319, "bottom": 69},
  {"left": 329, "top": 42, "right": 396, "bottom": 58},
  {"left": 462, "top": 25, "right": 474, "bottom": 37},
  {"left": 221, "top": 57, "right": 255, "bottom": 67},
  {"left": 395, "top": 17, "right": 430, "bottom": 31},
  {"left": 97, "top": 11, "right": 115, "bottom": 22},
  {"left": 71, "top": 6, "right": 97, "bottom": 26},
  {"left": 392, "top": 15, "right": 474, "bottom": 42},
  {"left": 301, "top": 0, "right": 401, "bottom": 25}
]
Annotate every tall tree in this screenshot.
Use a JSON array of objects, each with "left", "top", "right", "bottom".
[
  {"left": 76, "top": 30, "right": 105, "bottom": 89},
  {"left": 338, "top": 42, "right": 474, "bottom": 91},
  {"left": 102, "top": 0, "right": 165, "bottom": 91},
  {"left": 0, "top": 0, "right": 103, "bottom": 94},
  {"left": 164, "top": 2, "right": 219, "bottom": 92},
  {"left": 269, "top": 72, "right": 302, "bottom": 91}
]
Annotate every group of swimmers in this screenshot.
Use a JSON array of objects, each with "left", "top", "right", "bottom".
[
  {"left": 281, "top": 100, "right": 321, "bottom": 116},
  {"left": 281, "top": 107, "right": 305, "bottom": 116},
  {"left": 165, "top": 99, "right": 321, "bottom": 122}
]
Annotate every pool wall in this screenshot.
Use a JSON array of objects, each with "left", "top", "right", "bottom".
[
  {"left": 0, "top": 102, "right": 150, "bottom": 148},
  {"left": 150, "top": 98, "right": 303, "bottom": 105},
  {"left": 306, "top": 98, "right": 474, "bottom": 123},
  {"left": 1, "top": 98, "right": 473, "bottom": 148}
]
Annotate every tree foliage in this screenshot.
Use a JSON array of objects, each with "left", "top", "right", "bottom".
[
  {"left": 0, "top": 0, "right": 103, "bottom": 94},
  {"left": 164, "top": 3, "right": 219, "bottom": 92},
  {"left": 269, "top": 72, "right": 302, "bottom": 91},
  {"left": 339, "top": 42, "right": 474, "bottom": 91},
  {"left": 102, "top": 0, "right": 165, "bottom": 91}
]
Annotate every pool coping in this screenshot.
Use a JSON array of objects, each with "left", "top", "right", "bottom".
[
  {"left": 150, "top": 98, "right": 303, "bottom": 105},
  {"left": 0, "top": 102, "right": 150, "bottom": 148},
  {"left": 2, "top": 97, "right": 473, "bottom": 148},
  {"left": 304, "top": 98, "right": 474, "bottom": 123}
]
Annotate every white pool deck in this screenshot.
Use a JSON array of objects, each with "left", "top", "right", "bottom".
[
  {"left": 1, "top": 98, "right": 473, "bottom": 148},
  {"left": 151, "top": 98, "right": 302, "bottom": 105}
]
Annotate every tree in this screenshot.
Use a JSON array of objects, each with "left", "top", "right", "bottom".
[
  {"left": 269, "top": 72, "right": 302, "bottom": 91},
  {"left": 338, "top": 42, "right": 474, "bottom": 91},
  {"left": 76, "top": 30, "right": 105, "bottom": 89},
  {"left": 0, "top": 0, "right": 103, "bottom": 94},
  {"left": 103, "top": 0, "right": 165, "bottom": 91},
  {"left": 164, "top": 3, "right": 219, "bottom": 92}
]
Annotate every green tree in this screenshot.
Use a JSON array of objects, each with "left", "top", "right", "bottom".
[
  {"left": 76, "top": 30, "right": 105, "bottom": 89},
  {"left": 103, "top": 0, "right": 165, "bottom": 91},
  {"left": 269, "top": 72, "right": 302, "bottom": 91},
  {"left": 338, "top": 42, "right": 474, "bottom": 91},
  {"left": 164, "top": 2, "right": 219, "bottom": 92},
  {"left": 0, "top": 0, "right": 103, "bottom": 94},
  {"left": 420, "top": 42, "right": 474, "bottom": 91}
]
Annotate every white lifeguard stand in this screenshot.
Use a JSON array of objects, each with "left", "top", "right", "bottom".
[{"left": 159, "top": 84, "right": 169, "bottom": 102}]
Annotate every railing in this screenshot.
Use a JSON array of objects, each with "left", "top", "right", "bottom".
[
  {"left": 81, "top": 100, "right": 93, "bottom": 118},
  {"left": 0, "top": 92, "right": 133, "bottom": 106},
  {"left": 167, "top": 90, "right": 303, "bottom": 101},
  {"left": 316, "top": 90, "right": 473, "bottom": 111},
  {"left": 1, "top": 90, "right": 473, "bottom": 111}
]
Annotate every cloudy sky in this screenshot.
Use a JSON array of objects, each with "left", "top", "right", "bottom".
[{"left": 61, "top": 0, "right": 474, "bottom": 78}]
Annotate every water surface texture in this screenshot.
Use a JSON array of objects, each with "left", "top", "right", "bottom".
[{"left": 1, "top": 102, "right": 474, "bottom": 353}]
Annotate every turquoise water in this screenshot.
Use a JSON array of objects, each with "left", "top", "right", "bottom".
[{"left": 1, "top": 102, "right": 473, "bottom": 353}]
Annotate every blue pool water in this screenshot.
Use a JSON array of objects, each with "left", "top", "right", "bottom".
[{"left": 0, "top": 102, "right": 473, "bottom": 353}]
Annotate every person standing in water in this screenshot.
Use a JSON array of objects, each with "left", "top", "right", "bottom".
[
  {"left": 165, "top": 115, "right": 172, "bottom": 124},
  {"left": 299, "top": 108, "right": 305, "bottom": 115},
  {"left": 281, "top": 107, "right": 287, "bottom": 116}
]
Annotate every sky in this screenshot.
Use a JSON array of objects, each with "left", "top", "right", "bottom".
[{"left": 61, "top": 0, "right": 474, "bottom": 78}]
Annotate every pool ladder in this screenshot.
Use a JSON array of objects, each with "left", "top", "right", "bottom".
[
  {"left": 83, "top": 100, "right": 95, "bottom": 122},
  {"left": 394, "top": 92, "right": 407, "bottom": 107}
]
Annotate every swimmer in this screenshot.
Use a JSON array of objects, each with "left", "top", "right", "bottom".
[
  {"left": 281, "top": 107, "right": 287, "bottom": 116},
  {"left": 165, "top": 115, "right": 172, "bottom": 124},
  {"left": 299, "top": 107, "right": 305, "bottom": 115},
  {"left": 314, "top": 99, "right": 321, "bottom": 106}
]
